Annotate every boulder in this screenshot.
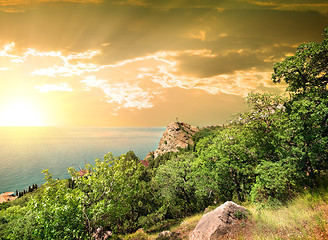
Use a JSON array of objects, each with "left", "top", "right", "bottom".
[{"left": 189, "top": 201, "right": 247, "bottom": 240}]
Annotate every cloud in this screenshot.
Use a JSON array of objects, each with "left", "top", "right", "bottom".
[
  {"left": 0, "top": 43, "right": 102, "bottom": 76},
  {"left": 0, "top": 42, "right": 20, "bottom": 58},
  {"left": 109, "top": 0, "right": 328, "bottom": 14},
  {"left": 149, "top": 63, "right": 276, "bottom": 96},
  {"left": 0, "top": 67, "right": 11, "bottom": 71},
  {"left": 0, "top": 0, "right": 103, "bottom": 13},
  {"left": 80, "top": 49, "right": 282, "bottom": 108},
  {"left": 0, "top": 42, "right": 284, "bottom": 112},
  {"left": 5, "top": 47, "right": 103, "bottom": 77},
  {"left": 32, "top": 62, "right": 103, "bottom": 77},
  {"left": 242, "top": 0, "right": 328, "bottom": 13},
  {"left": 115, "top": 50, "right": 279, "bottom": 97},
  {"left": 81, "top": 75, "right": 108, "bottom": 90},
  {"left": 34, "top": 83, "right": 74, "bottom": 93},
  {"left": 103, "top": 83, "right": 154, "bottom": 109},
  {"left": 81, "top": 75, "right": 155, "bottom": 110}
]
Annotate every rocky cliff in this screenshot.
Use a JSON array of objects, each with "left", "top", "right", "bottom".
[{"left": 151, "top": 122, "right": 199, "bottom": 159}]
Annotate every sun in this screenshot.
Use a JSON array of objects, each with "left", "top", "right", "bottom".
[{"left": 0, "top": 100, "right": 45, "bottom": 126}]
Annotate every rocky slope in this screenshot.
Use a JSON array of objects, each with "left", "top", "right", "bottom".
[{"left": 151, "top": 121, "right": 199, "bottom": 159}]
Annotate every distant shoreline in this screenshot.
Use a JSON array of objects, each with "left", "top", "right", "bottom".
[{"left": 0, "top": 192, "right": 17, "bottom": 203}]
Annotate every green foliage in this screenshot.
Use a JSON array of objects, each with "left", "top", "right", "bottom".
[
  {"left": 125, "top": 229, "right": 149, "bottom": 240},
  {"left": 153, "top": 152, "right": 199, "bottom": 217},
  {"left": 67, "top": 152, "right": 154, "bottom": 235},
  {"left": 0, "top": 202, "right": 10, "bottom": 211},
  {"left": 28, "top": 170, "right": 87, "bottom": 240},
  {"left": 234, "top": 210, "right": 248, "bottom": 220},
  {"left": 0, "top": 151, "right": 155, "bottom": 239},
  {"left": 272, "top": 28, "right": 328, "bottom": 187},
  {"left": 250, "top": 161, "right": 297, "bottom": 204},
  {"left": 149, "top": 151, "right": 178, "bottom": 169},
  {"left": 192, "top": 125, "right": 222, "bottom": 145},
  {"left": 0, "top": 205, "right": 37, "bottom": 240},
  {"left": 272, "top": 28, "right": 328, "bottom": 93},
  {"left": 193, "top": 132, "right": 236, "bottom": 203},
  {"left": 280, "top": 91, "right": 328, "bottom": 186},
  {"left": 192, "top": 92, "right": 286, "bottom": 204}
]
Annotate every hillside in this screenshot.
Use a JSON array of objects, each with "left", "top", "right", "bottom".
[{"left": 145, "top": 121, "right": 199, "bottom": 160}]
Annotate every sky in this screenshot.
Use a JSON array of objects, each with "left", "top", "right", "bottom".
[{"left": 0, "top": 0, "right": 327, "bottom": 127}]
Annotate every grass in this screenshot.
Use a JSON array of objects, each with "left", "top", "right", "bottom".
[
  {"left": 125, "top": 187, "right": 328, "bottom": 239},
  {"left": 246, "top": 188, "right": 328, "bottom": 239},
  {"left": 147, "top": 213, "right": 203, "bottom": 240}
]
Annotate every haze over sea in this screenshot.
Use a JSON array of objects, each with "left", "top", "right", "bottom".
[{"left": 0, "top": 127, "right": 164, "bottom": 194}]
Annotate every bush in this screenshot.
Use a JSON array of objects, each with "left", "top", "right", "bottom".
[
  {"left": 0, "top": 202, "right": 10, "bottom": 211},
  {"left": 234, "top": 210, "right": 248, "bottom": 220},
  {"left": 251, "top": 161, "right": 296, "bottom": 204},
  {"left": 124, "top": 229, "right": 149, "bottom": 240}
]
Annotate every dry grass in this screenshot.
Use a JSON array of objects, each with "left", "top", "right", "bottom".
[
  {"left": 242, "top": 189, "right": 328, "bottom": 240},
  {"left": 126, "top": 188, "right": 328, "bottom": 239},
  {"left": 170, "top": 213, "right": 203, "bottom": 239},
  {"left": 147, "top": 213, "right": 203, "bottom": 240}
]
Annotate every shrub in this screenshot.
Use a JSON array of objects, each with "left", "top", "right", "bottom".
[
  {"left": 124, "top": 229, "right": 149, "bottom": 240},
  {"left": 251, "top": 161, "right": 296, "bottom": 204},
  {"left": 234, "top": 210, "right": 248, "bottom": 220}
]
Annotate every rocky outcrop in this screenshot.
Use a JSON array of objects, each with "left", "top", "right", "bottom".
[
  {"left": 0, "top": 192, "right": 17, "bottom": 203},
  {"left": 189, "top": 201, "right": 247, "bottom": 240},
  {"left": 152, "top": 122, "right": 199, "bottom": 159}
]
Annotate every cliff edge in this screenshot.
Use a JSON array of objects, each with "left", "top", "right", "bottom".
[{"left": 152, "top": 122, "right": 199, "bottom": 159}]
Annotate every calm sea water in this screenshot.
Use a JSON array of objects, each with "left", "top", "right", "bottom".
[{"left": 0, "top": 127, "right": 165, "bottom": 194}]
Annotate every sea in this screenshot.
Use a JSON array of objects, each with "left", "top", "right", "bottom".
[{"left": 0, "top": 127, "right": 165, "bottom": 194}]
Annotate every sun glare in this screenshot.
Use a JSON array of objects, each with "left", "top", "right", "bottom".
[{"left": 0, "top": 100, "right": 45, "bottom": 126}]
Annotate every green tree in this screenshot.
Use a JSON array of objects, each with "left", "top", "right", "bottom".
[
  {"left": 272, "top": 28, "right": 328, "bottom": 93},
  {"left": 250, "top": 160, "right": 297, "bottom": 204},
  {"left": 193, "top": 133, "right": 235, "bottom": 203},
  {"left": 276, "top": 92, "right": 328, "bottom": 186},
  {"left": 194, "top": 92, "right": 286, "bottom": 203},
  {"left": 272, "top": 27, "right": 328, "bottom": 186},
  {"left": 153, "top": 152, "right": 198, "bottom": 217},
  {"left": 26, "top": 152, "right": 154, "bottom": 239},
  {"left": 0, "top": 205, "right": 37, "bottom": 240},
  {"left": 194, "top": 126, "right": 257, "bottom": 202},
  {"left": 68, "top": 152, "right": 153, "bottom": 235},
  {"left": 29, "top": 170, "right": 87, "bottom": 240}
]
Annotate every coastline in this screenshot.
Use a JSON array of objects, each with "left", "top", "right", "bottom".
[{"left": 0, "top": 192, "right": 17, "bottom": 203}]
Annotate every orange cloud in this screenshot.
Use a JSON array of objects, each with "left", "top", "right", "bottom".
[
  {"left": 32, "top": 62, "right": 103, "bottom": 77},
  {"left": 243, "top": 0, "right": 328, "bottom": 13},
  {"left": 81, "top": 76, "right": 155, "bottom": 110},
  {"left": 34, "top": 83, "right": 74, "bottom": 93},
  {"left": 0, "top": 0, "right": 103, "bottom": 13},
  {"left": 0, "top": 42, "right": 283, "bottom": 112}
]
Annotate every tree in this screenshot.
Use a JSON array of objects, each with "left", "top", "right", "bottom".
[
  {"left": 272, "top": 28, "right": 328, "bottom": 94},
  {"left": 193, "top": 132, "right": 236, "bottom": 203},
  {"left": 272, "top": 28, "right": 328, "bottom": 186},
  {"left": 251, "top": 160, "right": 297, "bottom": 204},
  {"left": 276, "top": 92, "right": 328, "bottom": 186},
  {"left": 27, "top": 152, "right": 154, "bottom": 239},
  {"left": 153, "top": 152, "right": 198, "bottom": 217},
  {"left": 68, "top": 152, "right": 153, "bottom": 235},
  {"left": 29, "top": 169, "right": 87, "bottom": 240}
]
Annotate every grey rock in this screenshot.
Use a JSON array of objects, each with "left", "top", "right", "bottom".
[
  {"left": 156, "top": 230, "right": 173, "bottom": 239},
  {"left": 189, "top": 201, "right": 247, "bottom": 240}
]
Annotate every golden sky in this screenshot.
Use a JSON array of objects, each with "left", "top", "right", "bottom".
[{"left": 0, "top": 0, "right": 327, "bottom": 126}]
